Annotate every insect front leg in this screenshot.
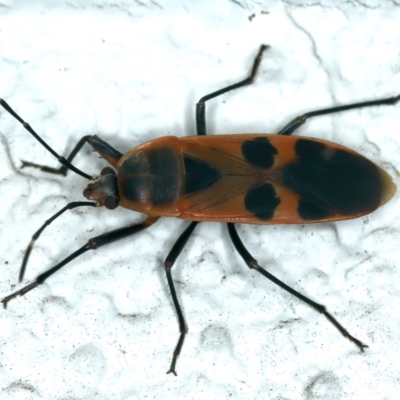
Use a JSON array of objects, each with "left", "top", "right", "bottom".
[
  {"left": 20, "top": 135, "right": 93, "bottom": 176},
  {"left": 164, "top": 221, "right": 198, "bottom": 376},
  {"left": 1, "top": 99, "right": 124, "bottom": 178},
  {"left": 1, "top": 216, "right": 159, "bottom": 308},
  {"left": 21, "top": 134, "right": 123, "bottom": 175},
  {"left": 0, "top": 98, "right": 93, "bottom": 179},
  {"left": 227, "top": 223, "right": 368, "bottom": 352},
  {"left": 195, "top": 45, "right": 269, "bottom": 135},
  {"left": 278, "top": 94, "right": 400, "bottom": 135}
]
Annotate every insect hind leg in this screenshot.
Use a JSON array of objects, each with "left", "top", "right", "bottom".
[
  {"left": 195, "top": 45, "right": 269, "bottom": 136},
  {"left": 227, "top": 223, "right": 368, "bottom": 352},
  {"left": 278, "top": 94, "right": 400, "bottom": 136}
]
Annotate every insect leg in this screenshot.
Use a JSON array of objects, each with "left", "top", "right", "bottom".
[
  {"left": 278, "top": 94, "right": 400, "bottom": 135},
  {"left": 1, "top": 216, "right": 159, "bottom": 308},
  {"left": 87, "top": 135, "right": 123, "bottom": 168},
  {"left": 164, "top": 221, "right": 199, "bottom": 376},
  {"left": 196, "top": 45, "right": 269, "bottom": 135},
  {"left": 19, "top": 201, "right": 96, "bottom": 283},
  {"left": 20, "top": 135, "right": 93, "bottom": 176},
  {"left": 227, "top": 223, "right": 368, "bottom": 352},
  {"left": 24, "top": 135, "right": 123, "bottom": 175},
  {"left": 0, "top": 98, "right": 92, "bottom": 179}
]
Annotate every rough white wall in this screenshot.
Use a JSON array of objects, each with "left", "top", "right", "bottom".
[{"left": 0, "top": 1, "right": 399, "bottom": 399}]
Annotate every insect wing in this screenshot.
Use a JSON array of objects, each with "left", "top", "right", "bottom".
[{"left": 179, "top": 135, "right": 395, "bottom": 224}]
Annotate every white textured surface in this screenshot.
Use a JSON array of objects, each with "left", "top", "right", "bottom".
[{"left": 1, "top": 2, "right": 400, "bottom": 399}]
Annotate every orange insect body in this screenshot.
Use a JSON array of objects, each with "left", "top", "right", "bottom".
[
  {"left": 1, "top": 44, "right": 399, "bottom": 375},
  {"left": 116, "top": 134, "right": 395, "bottom": 224}
]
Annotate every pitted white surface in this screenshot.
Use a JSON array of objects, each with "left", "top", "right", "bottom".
[{"left": 0, "top": 2, "right": 400, "bottom": 399}]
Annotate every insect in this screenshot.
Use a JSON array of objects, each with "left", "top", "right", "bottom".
[{"left": 1, "top": 45, "right": 398, "bottom": 375}]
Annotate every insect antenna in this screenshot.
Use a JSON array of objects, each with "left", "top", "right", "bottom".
[
  {"left": 19, "top": 201, "right": 96, "bottom": 282},
  {"left": 0, "top": 98, "right": 92, "bottom": 180}
]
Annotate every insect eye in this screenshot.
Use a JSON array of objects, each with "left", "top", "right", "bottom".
[
  {"left": 105, "top": 195, "right": 119, "bottom": 210},
  {"left": 101, "top": 167, "right": 116, "bottom": 176}
]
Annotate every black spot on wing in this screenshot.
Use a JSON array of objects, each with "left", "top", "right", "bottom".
[
  {"left": 295, "top": 139, "right": 325, "bottom": 157},
  {"left": 244, "top": 183, "right": 281, "bottom": 220},
  {"left": 184, "top": 155, "right": 222, "bottom": 196},
  {"left": 298, "top": 199, "right": 330, "bottom": 220},
  {"left": 282, "top": 138, "right": 382, "bottom": 220},
  {"left": 241, "top": 137, "right": 277, "bottom": 169}
]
